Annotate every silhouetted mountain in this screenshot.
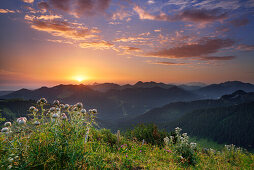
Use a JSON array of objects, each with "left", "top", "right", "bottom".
[
  {"left": 133, "top": 81, "right": 174, "bottom": 89},
  {"left": 165, "top": 102, "right": 254, "bottom": 149},
  {"left": 0, "top": 91, "right": 13, "bottom": 96},
  {"left": 1, "top": 83, "right": 199, "bottom": 123},
  {"left": 120, "top": 90, "right": 254, "bottom": 128},
  {"left": 88, "top": 83, "right": 121, "bottom": 92},
  {"left": 196, "top": 81, "right": 254, "bottom": 99}
]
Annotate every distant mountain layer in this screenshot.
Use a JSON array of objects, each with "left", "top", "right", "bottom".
[
  {"left": 120, "top": 90, "right": 254, "bottom": 125},
  {"left": 0, "top": 91, "right": 13, "bottom": 96},
  {"left": 121, "top": 90, "right": 254, "bottom": 149},
  {"left": 196, "top": 81, "right": 254, "bottom": 98},
  {"left": 165, "top": 102, "right": 254, "bottom": 149},
  {"left": 0, "top": 84, "right": 199, "bottom": 123}
]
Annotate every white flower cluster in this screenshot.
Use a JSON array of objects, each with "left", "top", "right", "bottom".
[
  {"left": 225, "top": 144, "right": 242, "bottom": 152},
  {"left": 1, "top": 122, "right": 12, "bottom": 134}
]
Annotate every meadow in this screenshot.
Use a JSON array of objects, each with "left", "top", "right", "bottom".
[{"left": 1, "top": 98, "right": 254, "bottom": 169}]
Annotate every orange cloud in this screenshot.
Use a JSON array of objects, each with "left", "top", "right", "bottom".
[
  {"left": 0, "top": 9, "right": 15, "bottom": 13},
  {"left": 134, "top": 6, "right": 228, "bottom": 23},
  {"left": 22, "top": 0, "right": 34, "bottom": 3},
  {"left": 25, "top": 16, "right": 99, "bottom": 40},
  {"left": 79, "top": 41, "right": 114, "bottom": 49}
]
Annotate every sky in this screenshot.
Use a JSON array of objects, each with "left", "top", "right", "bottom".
[{"left": 0, "top": 0, "right": 254, "bottom": 90}]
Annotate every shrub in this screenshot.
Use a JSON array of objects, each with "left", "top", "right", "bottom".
[{"left": 124, "top": 123, "right": 169, "bottom": 147}]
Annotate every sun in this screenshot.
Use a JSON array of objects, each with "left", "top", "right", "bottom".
[{"left": 74, "top": 75, "right": 85, "bottom": 83}]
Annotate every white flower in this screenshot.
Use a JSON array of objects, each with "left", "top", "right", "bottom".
[
  {"left": 1, "top": 127, "right": 9, "bottom": 133},
  {"left": 190, "top": 142, "right": 197, "bottom": 149},
  {"left": 52, "top": 113, "right": 59, "bottom": 119},
  {"left": 61, "top": 113, "right": 67, "bottom": 120},
  {"left": 17, "top": 117, "right": 27, "bottom": 125},
  {"left": 49, "top": 107, "right": 56, "bottom": 112},
  {"left": 53, "top": 100, "right": 60, "bottom": 106},
  {"left": 29, "top": 106, "right": 36, "bottom": 112},
  {"left": 81, "top": 109, "right": 86, "bottom": 114},
  {"left": 37, "top": 98, "right": 47, "bottom": 104},
  {"left": 76, "top": 102, "right": 83, "bottom": 109},
  {"left": 8, "top": 157, "right": 13, "bottom": 163},
  {"left": 164, "top": 136, "right": 169, "bottom": 145},
  {"left": 64, "top": 104, "right": 69, "bottom": 109},
  {"left": 34, "top": 121, "right": 40, "bottom": 125},
  {"left": 4, "top": 122, "right": 12, "bottom": 127}
]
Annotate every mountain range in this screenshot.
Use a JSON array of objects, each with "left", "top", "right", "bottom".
[{"left": 1, "top": 81, "right": 254, "bottom": 149}]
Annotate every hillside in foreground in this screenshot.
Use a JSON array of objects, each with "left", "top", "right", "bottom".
[{"left": 1, "top": 99, "right": 254, "bottom": 169}]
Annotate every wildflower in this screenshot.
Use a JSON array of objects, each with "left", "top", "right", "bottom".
[
  {"left": 1, "top": 127, "right": 9, "bottom": 133},
  {"left": 175, "top": 127, "right": 182, "bottom": 134},
  {"left": 89, "top": 109, "right": 97, "bottom": 114},
  {"left": 166, "top": 150, "right": 172, "bottom": 153},
  {"left": 64, "top": 104, "right": 69, "bottom": 109},
  {"left": 14, "top": 156, "right": 19, "bottom": 159},
  {"left": 76, "top": 102, "right": 83, "bottom": 109},
  {"left": 29, "top": 106, "right": 36, "bottom": 112},
  {"left": 140, "top": 150, "right": 142, "bottom": 153},
  {"left": 126, "top": 154, "right": 128, "bottom": 158},
  {"left": 182, "top": 133, "right": 187, "bottom": 137},
  {"left": 34, "top": 121, "right": 40, "bottom": 125},
  {"left": 59, "top": 104, "right": 64, "bottom": 108},
  {"left": 164, "top": 136, "right": 169, "bottom": 145},
  {"left": 190, "top": 142, "right": 197, "bottom": 149},
  {"left": 4, "top": 122, "right": 12, "bottom": 127},
  {"left": 49, "top": 107, "right": 56, "bottom": 112},
  {"left": 61, "top": 113, "right": 67, "bottom": 120},
  {"left": 7, "top": 165, "right": 12, "bottom": 169},
  {"left": 34, "top": 108, "right": 39, "bottom": 112},
  {"left": 17, "top": 117, "right": 27, "bottom": 125},
  {"left": 52, "top": 113, "right": 59, "bottom": 119},
  {"left": 56, "top": 108, "right": 60, "bottom": 112},
  {"left": 53, "top": 100, "right": 60, "bottom": 106},
  {"left": 8, "top": 157, "right": 13, "bottom": 163},
  {"left": 73, "top": 107, "right": 78, "bottom": 112},
  {"left": 37, "top": 98, "right": 47, "bottom": 104},
  {"left": 81, "top": 109, "right": 86, "bottom": 114}
]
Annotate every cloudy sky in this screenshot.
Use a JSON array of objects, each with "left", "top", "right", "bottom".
[{"left": 0, "top": 0, "right": 254, "bottom": 90}]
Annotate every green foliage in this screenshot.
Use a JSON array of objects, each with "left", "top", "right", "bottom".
[
  {"left": 124, "top": 123, "right": 169, "bottom": 147},
  {"left": 0, "top": 98, "right": 254, "bottom": 169}
]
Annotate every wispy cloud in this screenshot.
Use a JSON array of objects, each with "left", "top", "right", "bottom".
[
  {"left": 0, "top": 9, "right": 15, "bottom": 14},
  {"left": 79, "top": 40, "right": 114, "bottom": 49},
  {"left": 48, "top": 0, "right": 111, "bottom": 17},
  {"left": 147, "top": 37, "right": 235, "bottom": 60},
  {"left": 25, "top": 16, "right": 99, "bottom": 40},
  {"left": 22, "top": 0, "right": 34, "bottom": 4},
  {"left": 153, "top": 61, "right": 187, "bottom": 65},
  {"left": 134, "top": 6, "right": 228, "bottom": 23},
  {"left": 237, "top": 44, "right": 254, "bottom": 51}
]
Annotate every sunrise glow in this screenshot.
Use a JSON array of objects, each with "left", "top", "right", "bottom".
[
  {"left": 0, "top": 0, "right": 254, "bottom": 90},
  {"left": 73, "top": 76, "right": 87, "bottom": 83}
]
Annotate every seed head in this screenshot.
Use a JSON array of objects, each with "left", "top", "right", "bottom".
[
  {"left": 53, "top": 100, "right": 60, "bottom": 106},
  {"left": 4, "top": 122, "right": 12, "bottom": 127},
  {"left": 29, "top": 106, "right": 36, "bottom": 112},
  {"left": 1, "top": 127, "right": 9, "bottom": 133}
]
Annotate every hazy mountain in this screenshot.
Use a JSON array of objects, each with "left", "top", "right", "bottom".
[
  {"left": 196, "top": 81, "right": 254, "bottom": 99},
  {"left": 0, "top": 91, "right": 14, "bottom": 96},
  {"left": 1, "top": 83, "right": 199, "bottom": 123},
  {"left": 132, "top": 81, "right": 174, "bottom": 89},
  {"left": 120, "top": 90, "right": 254, "bottom": 127},
  {"left": 87, "top": 83, "right": 121, "bottom": 92},
  {"left": 164, "top": 101, "right": 254, "bottom": 149}
]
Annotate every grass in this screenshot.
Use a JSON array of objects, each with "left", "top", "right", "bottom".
[{"left": 1, "top": 98, "right": 254, "bottom": 169}]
